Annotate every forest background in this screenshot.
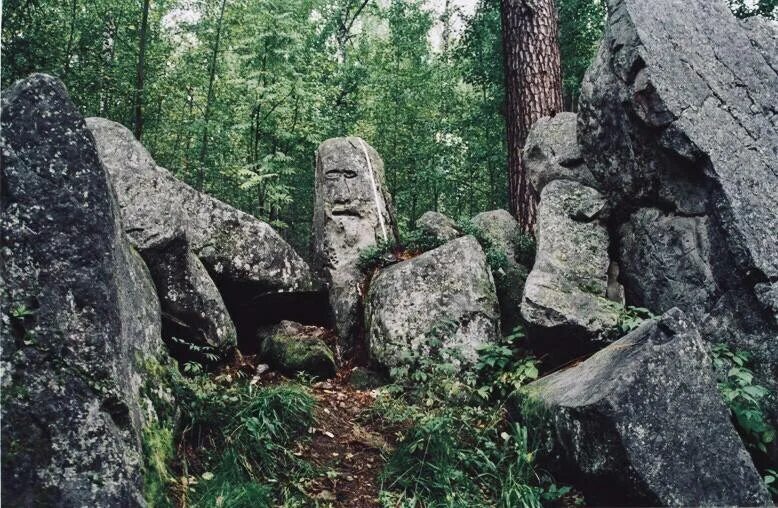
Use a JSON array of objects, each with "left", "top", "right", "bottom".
[{"left": 2, "top": 0, "right": 774, "bottom": 254}]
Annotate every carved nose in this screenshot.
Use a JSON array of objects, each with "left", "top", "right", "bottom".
[{"left": 332, "top": 184, "right": 351, "bottom": 203}]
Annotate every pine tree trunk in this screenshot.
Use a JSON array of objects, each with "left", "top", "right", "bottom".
[{"left": 500, "top": 0, "right": 563, "bottom": 233}]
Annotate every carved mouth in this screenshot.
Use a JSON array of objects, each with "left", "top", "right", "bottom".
[{"left": 331, "top": 205, "right": 361, "bottom": 217}]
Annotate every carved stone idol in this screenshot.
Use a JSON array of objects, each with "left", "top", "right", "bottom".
[{"left": 312, "top": 137, "right": 398, "bottom": 356}]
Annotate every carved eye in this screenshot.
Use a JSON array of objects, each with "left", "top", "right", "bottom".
[
  {"left": 343, "top": 170, "right": 357, "bottom": 179},
  {"left": 325, "top": 170, "right": 341, "bottom": 180}
]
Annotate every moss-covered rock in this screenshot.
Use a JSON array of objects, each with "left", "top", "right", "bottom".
[
  {"left": 259, "top": 321, "right": 336, "bottom": 379},
  {"left": 348, "top": 367, "right": 387, "bottom": 390},
  {"left": 365, "top": 236, "right": 501, "bottom": 375}
]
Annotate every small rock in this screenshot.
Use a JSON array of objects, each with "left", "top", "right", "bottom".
[
  {"left": 415, "top": 211, "right": 461, "bottom": 243},
  {"left": 260, "top": 321, "right": 336, "bottom": 379}
]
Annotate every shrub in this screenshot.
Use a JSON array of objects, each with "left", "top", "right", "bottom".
[
  {"left": 711, "top": 344, "right": 776, "bottom": 454},
  {"left": 711, "top": 343, "right": 777, "bottom": 500},
  {"left": 371, "top": 324, "right": 571, "bottom": 507},
  {"left": 475, "top": 325, "right": 539, "bottom": 402}
]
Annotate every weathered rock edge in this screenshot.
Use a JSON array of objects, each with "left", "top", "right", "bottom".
[{"left": 524, "top": 308, "right": 770, "bottom": 506}]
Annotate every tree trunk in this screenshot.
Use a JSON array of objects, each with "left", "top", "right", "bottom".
[
  {"left": 133, "top": 0, "right": 151, "bottom": 140},
  {"left": 196, "top": 0, "right": 228, "bottom": 191},
  {"left": 500, "top": 0, "right": 563, "bottom": 233},
  {"left": 62, "top": 0, "right": 78, "bottom": 80}
]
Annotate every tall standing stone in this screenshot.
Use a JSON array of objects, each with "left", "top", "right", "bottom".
[
  {"left": 1, "top": 74, "right": 175, "bottom": 506},
  {"left": 312, "top": 137, "right": 398, "bottom": 355}
]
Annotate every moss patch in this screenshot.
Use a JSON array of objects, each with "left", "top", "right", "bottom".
[{"left": 136, "top": 355, "right": 181, "bottom": 506}]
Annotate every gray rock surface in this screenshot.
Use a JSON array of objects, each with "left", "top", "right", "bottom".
[
  {"left": 143, "top": 232, "right": 236, "bottom": 356},
  {"left": 259, "top": 321, "right": 336, "bottom": 379},
  {"left": 365, "top": 236, "right": 500, "bottom": 373},
  {"left": 470, "top": 209, "right": 523, "bottom": 263},
  {"left": 521, "top": 180, "right": 621, "bottom": 360},
  {"left": 312, "top": 137, "right": 398, "bottom": 355},
  {"left": 470, "top": 209, "right": 531, "bottom": 334},
  {"left": 87, "top": 117, "right": 317, "bottom": 345},
  {"left": 524, "top": 308, "right": 770, "bottom": 506},
  {"left": 578, "top": 0, "right": 778, "bottom": 429},
  {"left": 491, "top": 259, "right": 528, "bottom": 336},
  {"left": 415, "top": 211, "right": 461, "bottom": 243},
  {"left": 1, "top": 74, "right": 174, "bottom": 506},
  {"left": 619, "top": 208, "right": 717, "bottom": 320},
  {"left": 523, "top": 112, "right": 597, "bottom": 194}
]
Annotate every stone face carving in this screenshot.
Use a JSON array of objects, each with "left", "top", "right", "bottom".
[{"left": 312, "top": 137, "right": 398, "bottom": 355}]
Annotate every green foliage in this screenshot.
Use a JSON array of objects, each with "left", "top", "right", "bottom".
[
  {"left": 616, "top": 306, "right": 654, "bottom": 335},
  {"left": 172, "top": 376, "right": 315, "bottom": 505},
  {"left": 357, "top": 240, "right": 400, "bottom": 273},
  {"left": 558, "top": 0, "right": 606, "bottom": 110},
  {"left": 458, "top": 218, "right": 536, "bottom": 269},
  {"left": 366, "top": 321, "right": 570, "bottom": 507},
  {"left": 765, "top": 468, "right": 778, "bottom": 498},
  {"left": 9, "top": 304, "right": 34, "bottom": 319},
  {"left": 475, "top": 326, "right": 540, "bottom": 402},
  {"left": 169, "top": 335, "right": 225, "bottom": 371},
  {"left": 357, "top": 228, "right": 448, "bottom": 273},
  {"left": 381, "top": 406, "right": 563, "bottom": 508},
  {"left": 711, "top": 343, "right": 776, "bottom": 455}
]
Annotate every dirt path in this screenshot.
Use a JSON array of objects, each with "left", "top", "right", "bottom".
[{"left": 295, "top": 371, "right": 396, "bottom": 507}]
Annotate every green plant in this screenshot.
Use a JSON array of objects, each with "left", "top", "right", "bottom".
[
  {"left": 10, "top": 304, "right": 34, "bottom": 319},
  {"left": 380, "top": 404, "right": 567, "bottom": 507},
  {"left": 175, "top": 377, "right": 315, "bottom": 506},
  {"left": 475, "top": 326, "right": 539, "bottom": 402},
  {"left": 765, "top": 468, "right": 778, "bottom": 498},
  {"left": 169, "top": 336, "right": 224, "bottom": 372},
  {"left": 357, "top": 240, "right": 398, "bottom": 273},
  {"left": 370, "top": 322, "right": 570, "bottom": 507},
  {"left": 616, "top": 306, "right": 654, "bottom": 334},
  {"left": 402, "top": 228, "right": 447, "bottom": 253},
  {"left": 711, "top": 343, "right": 776, "bottom": 454}
]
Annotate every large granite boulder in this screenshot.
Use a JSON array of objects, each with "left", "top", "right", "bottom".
[
  {"left": 365, "top": 236, "right": 500, "bottom": 373},
  {"left": 523, "top": 112, "right": 597, "bottom": 194},
  {"left": 1, "top": 74, "right": 176, "bottom": 506},
  {"left": 87, "top": 117, "right": 319, "bottom": 345},
  {"left": 415, "top": 211, "right": 461, "bottom": 243},
  {"left": 578, "top": 0, "right": 778, "bottom": 428},
  {"left": 524, "top": 308, "right": 770, "bottom": 506},
  {"left": 312, "top": 137, "right": 398, "bottom": 355},
  {"left": 521, "top": 180, "right": 621, "bottom": 361}
]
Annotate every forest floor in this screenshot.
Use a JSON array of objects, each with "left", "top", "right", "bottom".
[{"left": 293, "top": 368, "right": 400, "bottom": 507}]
